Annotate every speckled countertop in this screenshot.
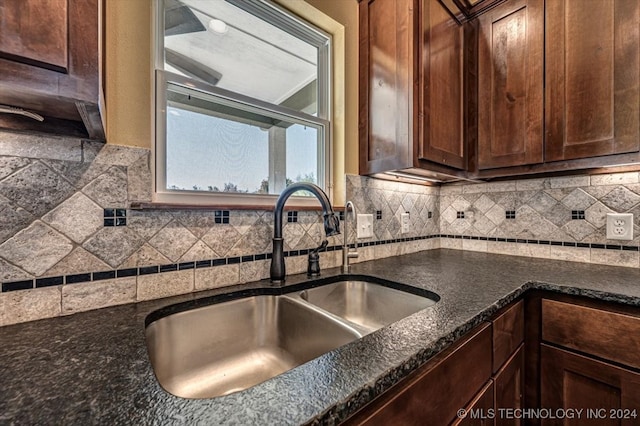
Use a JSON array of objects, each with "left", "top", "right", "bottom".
[{"left": 2, "top": 249, "right": 640, "bottom": 425}]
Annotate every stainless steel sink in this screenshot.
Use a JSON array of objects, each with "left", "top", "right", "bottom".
[
  {"left": 145, "top": 277, "right": 439, "bottom": 399},
  {"left": 145, "top": 295, "right": 361, "bottom": 399},
  {"left": 295, "top": 280, "right": 438, "bottom": 334}
]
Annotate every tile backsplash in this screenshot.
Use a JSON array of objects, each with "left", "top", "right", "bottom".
[
  {"left": 0, "top": 132, "right": 436, "bottom": 326},
  {"left": 438, "top": 174, "right": 640, "bottom": 267},
  {"left": 2, "top": 129, "right": 640, "bottom": 326}
]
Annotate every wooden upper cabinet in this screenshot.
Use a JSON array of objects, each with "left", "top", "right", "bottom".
[
  {"left": 477, "top": 0, "right": 544, "bottom": 170},
  {"left": 419, "top": 0, "right": 466, "bottom": 169},
  {"left": 0, "top": 0, "right": 104, "bottom": 139},
  {"left": 439, "top": 0, "right": 509, "bottom": 23},
  {"left": 545, "top": 0, "right": 640, "bottom": 162},
  {"left": 359, "top": 0, "right": 468, "bottom": 177},
  {"left": 359, "top": 0, "right": 416, "bottom": 174},
  {"left": 0, "top": 0, "right": 69, "bottom": 72}
]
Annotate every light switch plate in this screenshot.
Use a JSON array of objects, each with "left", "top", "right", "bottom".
[
  {"left": 606, "top": 213, "right": 634, "bottom": 240},
  {"left": 356, "top": 214, "right": 374, "bottom": 239}
]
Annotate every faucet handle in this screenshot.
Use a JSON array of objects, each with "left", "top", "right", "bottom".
[{"left": 308, "top": 240, "right": 328, "bottom": 277}]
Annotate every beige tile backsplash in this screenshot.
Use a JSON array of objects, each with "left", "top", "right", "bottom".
[{"left": 1, "top": 129, "right": 640, "bottom": 326}]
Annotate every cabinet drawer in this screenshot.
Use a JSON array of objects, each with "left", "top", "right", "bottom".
[
  {"left": 492, "top": 300, "right": 524, "bottom": 373},
  {"left": 451, "top": 380, "right": 495, "bottom": 426},
  {"left": 542, "top": 299, "right": 640, "bottom": 369},
  {"left": 346, "top": 323, "right": 492, "bottom": 425}
]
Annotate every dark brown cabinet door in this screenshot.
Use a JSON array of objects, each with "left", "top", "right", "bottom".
[
  {"left": 453, "top": 381, "right": 496, "bottom": 426},
  {"left": 477, "top": 0, "right": 544, "bottom": 169},
  {"left": 0, "top": 0, "right": 69, "bottom": 72},
  {"left": 494, "top": 345, "right": 525, "bottom": 426},
  {"left": 419, "top": 0, "right": 466, "bottom": 170},
  {"left": 345, "top": 323, "right": 492, "bottom": 426},
  {"left": 541, "top": 344, "right": 640, "bottom": 426},
  {"left": 359, "top": 0, "right": 416, "bottom": 174},
  {"left": 0, "top": 0, "right": 103, "bottom": 139},
  {"left": 545, "top": 0, "right": 640, "bottom": 162}
]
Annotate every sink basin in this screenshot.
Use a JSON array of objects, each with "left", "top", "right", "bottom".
[
  {"left": 145, "top": 295, "right": 361, "bottom": 399},
  {"left": 296, "top": 280, "right": 438, "bottom": 334},
  {"left": 145, "top": 275, "right": 439, "bottom": 399}
]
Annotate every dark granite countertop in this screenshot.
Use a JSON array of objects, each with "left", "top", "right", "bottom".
[{"left": 2, "top": 249, "right": 640, "bottom": 425}]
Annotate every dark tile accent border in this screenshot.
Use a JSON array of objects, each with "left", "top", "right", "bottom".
[
  {"left": 117, "top": 268, "right": 138, "bottom": 278},
  {"left": 159, "top": 264, "right": 177, "bottom": 273},
  {"left": 35, "top": 276, "right": 63, "bottom": 288},
  {"left": 93, "top": 271, "right": 116, "bottom": 281},
  {"left": 2, "top": 280, "right": 34, "bottom": 292},
  {"left": 66, "top": 273, "right": 92, "bottom": 284},
  {"left": 2, "top": 234, "right": 639, "bottom": 293},
  {"left": 179, "top": 262, "right": 195, "bottom": 270}
]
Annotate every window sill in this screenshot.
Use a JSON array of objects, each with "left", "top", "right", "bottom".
[{"left": 130, "top": 202, "right": 345, "bottom": 212}]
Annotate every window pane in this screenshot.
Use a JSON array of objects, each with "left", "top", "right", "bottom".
[
  {"left": 286, "top": 124, "right": 318, "bottom": 186},
  {"left": 164, "top": 83, "right": 323, "bottom": 195},
  {"left": 164, "top": 0, "right": 318, "bottom": 114}
]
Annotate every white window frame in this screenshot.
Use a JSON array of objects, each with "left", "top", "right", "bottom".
[{"left": 152, "top": 0, "right": 332, "bottom": 207}]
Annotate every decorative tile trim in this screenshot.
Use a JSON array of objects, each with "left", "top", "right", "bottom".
[
  {"left": 0, "top": 236, "right": 435, "bottom": 293},
  {"left": 3, "top": 232, "right": 638, "bottom": 294},
  {"left": 214, "top": 210, "right": 230, "bottom": 224},
  {"left": 571, "top": 210, "right": 586, "bottom": 220},
  {"left": 436, "top": 234, "right": 639, "bottom": 251},
  {"left": 104, "top": 208, "right": 127, "bottom": 227}
]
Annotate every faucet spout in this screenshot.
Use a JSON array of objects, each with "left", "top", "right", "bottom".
[
  {"left": 342, "top": 200, "right": 359, "bottom": 273},
  {"left": 270, "top": 183, "right": 340, "bottom": 283}
]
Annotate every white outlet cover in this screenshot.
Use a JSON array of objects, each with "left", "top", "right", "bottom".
[
  {"left": 356, "top": 214, "right": 374, "bottom": 239},
  {"left": 606, "top": 213, "right": 634, "bottom": 240},
  {"left": 401, "top": 212, "right": 410, "bottom": 234}
]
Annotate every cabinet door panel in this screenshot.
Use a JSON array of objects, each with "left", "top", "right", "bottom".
[
  {"left": 494, "top": 345, "right": 524, "bottom": 426},
  {"left": 545, "top": 0, "right": 640, "bottom": 161},
  {"left": 452, "top": 381, "right": 495, "bottom": 426},
  {"left": 493, "top": 299, "right": 525, "bottom": 373},
  {"left": 0, "top": 0, "right": 69, "bottom": 72},
  {"left": 346, "top": 324, "right": 492, "bottom": 426},
  {"left": 420, "top": 0, "right": 465, "bottom": 169},
  {"left": 359, "top": 0, "right": 415, "bottom": 174},
  {"left": 477, "top": 0, "right": 544, "bottom": 169},
  {"left": 540, "top": 344, "right": 640, "bottom": 426}
]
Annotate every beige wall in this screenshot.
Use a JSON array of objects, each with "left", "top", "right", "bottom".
[
  {"left": 104, "top": 0, "right": 358, "bottom": 199},
  {"left": 104, "top": 0, "right": 152, "bottom": 148},
  {"left": 303, "top": 0, "right": 359, "bottom": 176}
]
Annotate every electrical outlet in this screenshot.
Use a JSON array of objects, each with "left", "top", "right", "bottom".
[
  {"left": 356, "top": 214, "right": 374, "bottom": 239},
  {"left": 401, "top": 212, "right": 410, "bottom": 234},
  {"left": 606, "top": 213, "right": 634, "bottom": 240}
]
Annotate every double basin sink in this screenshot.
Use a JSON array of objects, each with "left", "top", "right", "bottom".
[{"left": 145, "top": 275, "right": 439, "bottom": 399}]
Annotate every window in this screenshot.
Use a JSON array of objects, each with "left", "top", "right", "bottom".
[{"left": 154, "top": 0, "right": 331, "bottom": 206}]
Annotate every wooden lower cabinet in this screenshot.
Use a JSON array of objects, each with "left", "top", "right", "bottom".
[
  {"left": 343, "top": 295, "right": 640, "bottom": 426},
  {"left": 540, "top": 345, "right": 640, "bottom": 426},
  {"left": 454, "top": 381, "right": 495, "bottom": 426},
  {"left": 345, "top": 323, "right": 493, "bottom": 425},
  {"left": 494, "top": 345, "right": 525, "bottom": 426}
]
